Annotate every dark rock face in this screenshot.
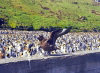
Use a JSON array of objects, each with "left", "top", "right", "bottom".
[
  {"left": 72, "top": 2, "right": 78, "bottom": 4},
  {"left": 0, "top": 18, "right": 5, "bottom": 27},
  {"left": 0, "top": 53, "right": 100, "bottom": 73},
  {"left": 39, "top": 27, "right": 61, "bottom": 32}
]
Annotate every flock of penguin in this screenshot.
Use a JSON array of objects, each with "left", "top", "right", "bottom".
[{"left": 0, "top": 30, "right": 100, "bottom": 59}]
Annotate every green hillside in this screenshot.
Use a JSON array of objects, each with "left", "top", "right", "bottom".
[{"left": 0, "top": 0, "right": 100, "bottom": 31}]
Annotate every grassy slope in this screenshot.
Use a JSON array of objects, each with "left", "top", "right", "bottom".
[{"left": 0, "top": 0, "right": 100, "bottom": 31}]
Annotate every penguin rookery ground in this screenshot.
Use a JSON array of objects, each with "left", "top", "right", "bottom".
[{"left": 0, "top": 0, "right": 100, "bottom": 31}]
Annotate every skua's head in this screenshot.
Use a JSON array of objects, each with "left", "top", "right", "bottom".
[{"left": 37, "top": 35, "right": 44, "bottom": 41}]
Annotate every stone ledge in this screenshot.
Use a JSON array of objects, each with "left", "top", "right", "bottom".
[
  {"left": 0, "top": 50, "right": 100, "bottom": 73},
  {"left": 0, "top": 49, "right": 100, "bottom": 64}
]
